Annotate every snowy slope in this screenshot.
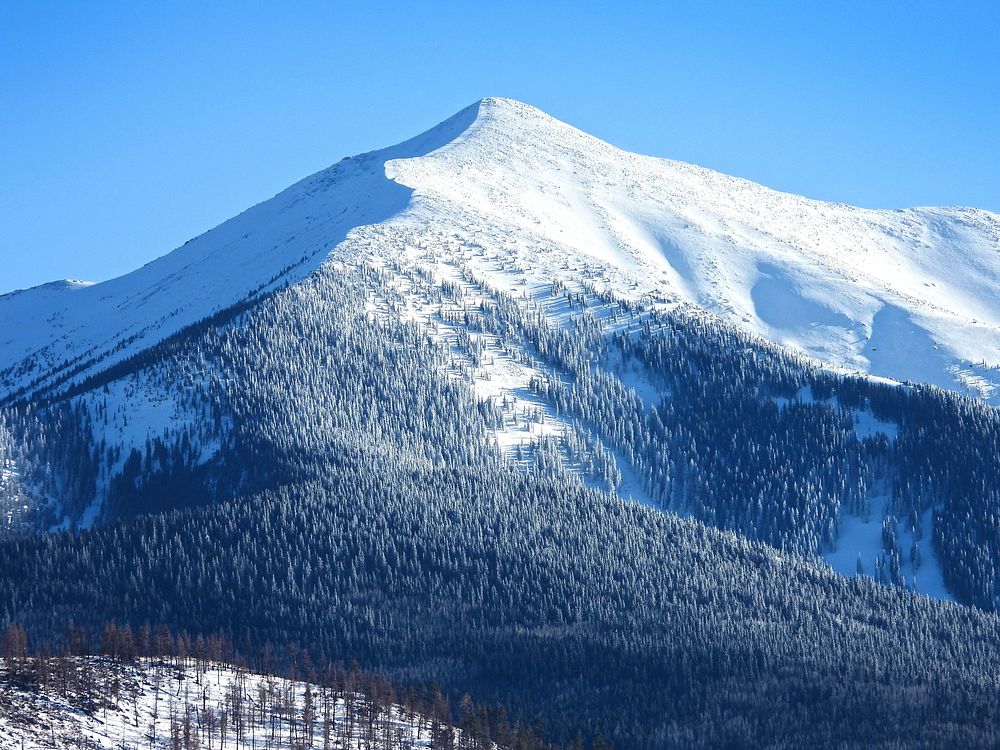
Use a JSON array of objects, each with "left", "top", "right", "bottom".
[
  {"left": 384, "top": 98, "right": 1000, "bottom": 400},
  {"left": 3, "top": 97, "right": 999, "bottom": 405},
  {"left": 0, "top": 104, "right": 482, "bottom": 400},
  {"left": 0, "top": 658, "right": 469, "bottom": 749}
]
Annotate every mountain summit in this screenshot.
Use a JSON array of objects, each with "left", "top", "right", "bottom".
[{"left": 3, "top": 97, "right": 999, "bottom": 403}]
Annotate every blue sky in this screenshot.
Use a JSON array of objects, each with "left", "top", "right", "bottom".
[{"left": 2, "top": 1, "right": 998, "bottom": 293}]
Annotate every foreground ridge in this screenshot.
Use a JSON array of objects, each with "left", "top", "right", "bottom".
[{"left": 0, "top": 622, "right": 568, "bottom": 750}]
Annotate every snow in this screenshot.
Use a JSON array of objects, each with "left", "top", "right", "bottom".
[
  {"left": 4, "top": 97, "right": 999, "bottom": 407},
  {"left": 613, "top": 356, "right": 664, "bottom": 411},
  {"left": 773, "top": 386, "right": 899, "bottom": 441},
  {"left": 70, "top": 374, "right": 228, "bottom": 528},
  {"left": 851, "top": 409, "right": 898, "bottom": 441},
  {"left": 823, "top": 496, "right": 951, "bottom": 601},
  {"left": 0, "top": 103, "right": 482, "bottom": 400},
  {"left": 385, "top": 98, "right": 1000, "bottom": 402}
]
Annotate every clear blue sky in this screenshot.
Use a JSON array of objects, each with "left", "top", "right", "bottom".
[{"left": 2, "top": 1, "right": 998, "bottom": 294}]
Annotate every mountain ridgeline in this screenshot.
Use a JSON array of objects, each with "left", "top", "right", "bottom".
[{"left": 3, "top": 98, "right": 1000, "bottom": 747}]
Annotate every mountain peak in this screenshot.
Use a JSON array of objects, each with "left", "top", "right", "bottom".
[
  {"left": 426, "top": 97, "right": 585, "bottom": 150},
  {"left": 475, "top": 96, "right": 548, "bottom": 117}
]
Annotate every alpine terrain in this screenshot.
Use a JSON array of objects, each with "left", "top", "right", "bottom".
[{"left": 4, "top": 98, "right": 1000, "bottom": 748}]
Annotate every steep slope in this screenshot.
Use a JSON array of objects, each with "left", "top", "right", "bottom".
[
  {"left": 3, "top": 97, "right": 1000, "bottom": 405},
  {"left": 386, "top": 98, "right": 1000, "bottom": 399}
]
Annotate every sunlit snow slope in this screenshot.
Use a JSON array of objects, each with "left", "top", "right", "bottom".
[
  {"left": 3, "top": 97, "right": 1000, "bottom": 403},
  {"left": 0, "top": 658, "right": 471, "bottom": 750}
]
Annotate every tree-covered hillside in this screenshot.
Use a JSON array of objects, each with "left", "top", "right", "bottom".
[
  {"left": 4, "top": 455, "right": 1000, "bottom": 748},
  {"left": 7, "top": 257, "right": 1000, "bottom": 609}
]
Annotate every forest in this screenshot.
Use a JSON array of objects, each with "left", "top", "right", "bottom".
[
  {"left": 5, "top": 453, "right": 1000, "bottom": 747},
  {"left": 4, "top": 260, "right": 1000, "bottom": 746}
]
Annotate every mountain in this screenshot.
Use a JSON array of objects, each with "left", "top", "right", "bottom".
[
  {"left": 4, "top": 98, "right": 1000, "bottom": 594},
  {"left": 3, "top": 98, "right": 1000, "bottom": 404},
  {"left": 4, "top": 98, "right": 1000, "bottom": 748}
]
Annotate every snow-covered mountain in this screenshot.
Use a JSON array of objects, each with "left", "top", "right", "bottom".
[
  {"left": 3, "top": 97, "right": 1000, "bottom": 405},
  {"left": 8, "top": 100, "right": 1000, "bottom": 747},
  {"left": 6, "top": 97, "right": 1000, "bottom": 611}
]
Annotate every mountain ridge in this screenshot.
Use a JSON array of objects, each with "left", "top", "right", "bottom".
[{"left": 3, "top": 97, "right": 999, "bottom": 406}]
